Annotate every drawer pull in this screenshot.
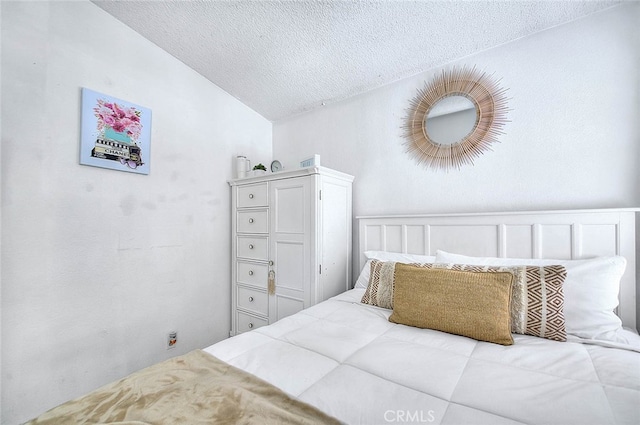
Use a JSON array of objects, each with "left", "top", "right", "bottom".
[
  {"left": 249, "top": 244, "right": 254, "bottom": 249},
  {"left": 248, "top": 194, "right": 254, "bottom": 199},
  {"left": 249, "top": 218, "right": 254, "bottom": 223},
  {"left": 248, "top": 323, "right": 254, "bottom": 329},
  {"left": 248, "top": 296, "right": 254, "bottom": 302},
  {"left": 248, "top": 270, "right": 254, "bottom": 276}
]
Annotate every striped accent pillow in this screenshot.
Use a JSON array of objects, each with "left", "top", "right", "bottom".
[{"left": 360, "top": 260, "right": 433, "bottom": 309}]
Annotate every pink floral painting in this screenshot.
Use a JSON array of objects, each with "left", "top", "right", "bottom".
[
  {"left": 93, "top": 99, "right": 143, "bottom": 141},
  {"left": 80, "top": 88, "right": 152, "bottom": 174}
]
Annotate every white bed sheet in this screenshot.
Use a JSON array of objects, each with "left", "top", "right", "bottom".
[{"left": 205, "top": 289, "right": 640, "bottom": 425}]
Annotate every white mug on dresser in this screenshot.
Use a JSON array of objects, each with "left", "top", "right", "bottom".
[{"left": 236, "top": 156, "right": 251, "bottom": 179}]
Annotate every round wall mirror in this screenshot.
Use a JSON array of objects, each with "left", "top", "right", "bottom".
[
  {"left": 403, "top": 67, "right": 509, "bottom": 170},
  {"left": 424, "top": 95, "right": 477, "bottom": 145}
]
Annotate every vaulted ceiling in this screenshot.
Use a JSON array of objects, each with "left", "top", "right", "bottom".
[{"left": 93, "top": 0, "right": 620, "bottom": 122}]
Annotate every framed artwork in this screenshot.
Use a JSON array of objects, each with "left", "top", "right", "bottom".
[{"left": 80, "top": 88, "right": 152, "bottom": 174}]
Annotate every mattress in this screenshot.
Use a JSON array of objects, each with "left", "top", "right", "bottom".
[{"left": 205, "top": 288, "right": 640, "bottom": 425}]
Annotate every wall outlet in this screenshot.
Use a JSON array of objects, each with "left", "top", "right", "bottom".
[{"left": 167, "top": 331, "right": 177, "bottom": 349}]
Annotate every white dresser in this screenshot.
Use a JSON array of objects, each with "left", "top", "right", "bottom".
[{"left": 229, "top": 166, "right": 354, "bottom": 335}]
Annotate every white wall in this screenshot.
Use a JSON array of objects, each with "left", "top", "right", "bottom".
[
  {"left": 273, "top": 3, "right": 640, "bottom": 216},
  {"left": 1, "top": 2, "right": 271, "bottom": 424}
]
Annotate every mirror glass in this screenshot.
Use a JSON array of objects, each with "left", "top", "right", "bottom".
[{"left": 425, "top": 96, "right": 477, "bottom": 145}]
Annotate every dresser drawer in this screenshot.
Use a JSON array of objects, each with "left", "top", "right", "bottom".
[
  {"left": 237, "top": 261, "right": 268, "bottom": 289},
  {"left": 237, "top": 286, "right": 268, "bottom": 316},
  {"left": 237, "top": 236, "right": 268, "bottom": 261},
  {"left": 237, "top": 183, "right": 268, "bottom": 208},
  {"left": 237, "top": 209, "right": 268, "bottom": 234},
  {"left": 236, "top": 311, "right": 268, "bottom": 334}
]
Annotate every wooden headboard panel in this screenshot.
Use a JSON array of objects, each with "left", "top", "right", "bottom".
[{"left": 357, "top": 208, "right": 638, "bottom": 331}]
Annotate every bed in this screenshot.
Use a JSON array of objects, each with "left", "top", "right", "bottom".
[{"left": 28, "top": 208, "right": 640, "bottom": 425}]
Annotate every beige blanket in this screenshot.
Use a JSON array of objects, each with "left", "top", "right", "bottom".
[{"left": 27, "top": 350, "right": 341, "bottom": 425}]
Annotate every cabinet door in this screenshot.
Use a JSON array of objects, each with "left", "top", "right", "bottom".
[
  {"left": 268, "top": 177, "right": 312, "bottom": 323},
  {"left": 318, "top": 177, "right": 352, "bottom": 302}
]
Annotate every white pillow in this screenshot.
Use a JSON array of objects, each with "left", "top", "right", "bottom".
[
  {"left": 354, "top": 251, "right": 436, "bottom": 289},
  {"left": 435, "top": 250, "right": 627, "bottom": 343},
  {"left": 354, "top": 259, "right": 373, "bottom": 289},
  {"left": 364, "top": 250, "right": 436, "bottom": 264}
]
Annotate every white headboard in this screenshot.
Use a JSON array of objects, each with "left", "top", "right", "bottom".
[{"left": 357, "top": 208, "right": 638, "bottom": 331}]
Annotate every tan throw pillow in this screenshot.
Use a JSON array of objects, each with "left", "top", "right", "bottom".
[
  {"left": 361, "top": 260, "right": 433, "bottom": 309},
  {"left": 389, "top": 264, "right": 514, "bottom": 346},
  {"left": 435, "top": 263, "right": 568, "bottom": 342}
]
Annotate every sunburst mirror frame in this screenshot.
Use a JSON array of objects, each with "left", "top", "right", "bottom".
[{"left": 403, "top": 67, "right": 510, "bottom": 171}]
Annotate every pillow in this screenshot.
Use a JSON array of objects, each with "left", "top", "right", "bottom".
[
  {"left": 354, "top": 260, "right": 373, "bottom": 289},
  {"left": 389, "top": 264, "right": 515, "bottom": 345},
  {"left": 354, "top": 252, "right": 436, "bottom": 289},
  {"left": 364, "top": 250, "right": 436, "bottom": 264},
  {"left": 435, "top": 250, "right": 627, "bottom": 342},
  {"left": 435, "top": 263, "right": 568, "bottom": 341},
  {"left": 360, "top": 260, "right": 434, "bottom": 308}
]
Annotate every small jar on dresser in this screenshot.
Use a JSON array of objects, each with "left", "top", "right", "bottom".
[{"left": 229, "top": 166, "right": 353, "bottom": 336}]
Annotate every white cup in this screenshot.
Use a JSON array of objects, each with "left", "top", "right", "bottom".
[{"left": 236, "top": 156, "right": 251, "bottom": 178}]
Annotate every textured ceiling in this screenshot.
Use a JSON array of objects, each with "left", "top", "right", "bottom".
[{"left": 92, "top": 0, "right": 620, "bottom": 122}]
